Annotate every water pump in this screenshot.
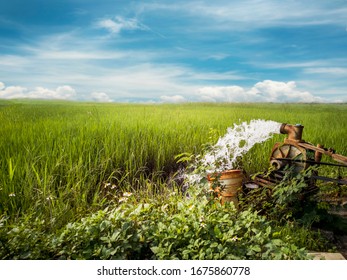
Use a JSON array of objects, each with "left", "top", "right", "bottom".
[{"left": 251, "top": 123, "right": 347, "bottom": 188}]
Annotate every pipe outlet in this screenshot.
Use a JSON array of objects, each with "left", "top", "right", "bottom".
[{"left": 280, "top": 123, "right": 304, "bottom": 141}]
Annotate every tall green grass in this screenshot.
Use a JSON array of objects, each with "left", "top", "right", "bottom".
[{"left": 0, "top": 101, "right": 346, "bottom": 227}]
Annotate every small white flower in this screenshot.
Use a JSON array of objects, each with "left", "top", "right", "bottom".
[
  {"left": 123, "top": 192, "right": 133, "bottom": 197},
  {"left": 8, "top": 193, "right": 15, "bottom": 197},
  {"left": 119, "top": 197, "right": 128, "bottom": 203},
  {"left": 169, "top": 191, "right": 176, "bottom": 197}
]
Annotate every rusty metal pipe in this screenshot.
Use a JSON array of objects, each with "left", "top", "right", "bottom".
[
  {"left": 315, "top": 144, "right": 324, "bottom": 163},
  {"left": 270, "top": 159, "right": 286, "bottom": 170},
  {"left": 280, "top": 123, "right": 304, "bottom": 141}
]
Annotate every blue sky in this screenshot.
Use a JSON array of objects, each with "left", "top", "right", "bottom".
[{"left": 0, "top": 0, "right": 346, "bottom": 103}]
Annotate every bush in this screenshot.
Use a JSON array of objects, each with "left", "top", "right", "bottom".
[
  {"left": 146, "top": 202, "right": 308, "bottom": 260},
  {"left": 0, "top": 190, "right": 310, "bottom": 260},
  {"left": 0, "top": 215, "right": 52, "bottom": 259}
]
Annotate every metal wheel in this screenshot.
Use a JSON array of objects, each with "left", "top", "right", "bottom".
[{"left": 270, "top": 143, "right": 309, "bottom": 173}]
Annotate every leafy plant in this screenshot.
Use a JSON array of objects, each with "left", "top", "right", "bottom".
[{"left": 0, "top": 189, "right": 311, "bottom": 260}]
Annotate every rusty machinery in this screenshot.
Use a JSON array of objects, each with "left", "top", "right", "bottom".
[{"left": 250, "top": 123, "right": 347, "bottom": 190}]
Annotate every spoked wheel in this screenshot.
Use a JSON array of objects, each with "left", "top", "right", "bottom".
[{"left": 270, "top": 143, "right": 309, "bottom": 173}]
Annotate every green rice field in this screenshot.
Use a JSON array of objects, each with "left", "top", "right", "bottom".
[{"left": 0, "top": 100, "right": 346, "bottom": 259}]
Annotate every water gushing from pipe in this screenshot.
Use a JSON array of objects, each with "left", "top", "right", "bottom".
[{"left": 185, "top": 119, "right": 282, "bottom": 186}]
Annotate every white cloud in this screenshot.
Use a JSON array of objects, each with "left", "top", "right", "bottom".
[
  {"left": 85, "top": 63, "right": 199, "bottom": 98},
  {"left": 142, "top": 1, "right": 347, "bottom": 29},
  {"left": 251, "top": 80, "right": 323, "bottom": 102},
  {"left": 97, "top": 19, "right": 123, "bottom": 34},
  {"left": 197, "top": 80, "right": 326, "bottom": 103},
  {"left": 0, "top": 82, "right": 76, "bottom": 100},
  {"left": 304, "top": 67, "right": 347, "bottom": 76},
  {"left": 198, "top": 86, "right": 248, "bottom": 102},
  {"left": 0, "top": 85, "right": 28, "bottom": 99},
  {"left": 96, "top": 16, "right": 146, "bottom": 34},
  {"left": 90, "top": 92, "right": 113, "bottom": 102},
  {"left": 55, "top": 86, "right": 77, "bottom": 99},
  {"left": 160, "top": 95, "right": 187, "bottom": 103},
  {"left": 0, "top": 80, "right": 339, "bottom": 103}
]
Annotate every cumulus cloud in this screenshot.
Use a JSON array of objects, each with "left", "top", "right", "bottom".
[
  {"left": 160, "top": 95, "right": 187, "bottom": 103},
  {"left": 197, "top": 80, "right": 325, "bottom": 103},
  {"left": 0, "top": 80, "right": 333, "bottom": 103},
  {"left": 90, "top": 92, "right": 113, "bottom": 102},
  {"left": 55, "top": 86, "right": 76, "bottom": 99},
  {"left": 198, "top": 86, "right": 249, "bottom": 102},
  {"left": 250, "top": 80, "right": 323, "bottom": 102},
  {"left": 0, "top": 82, "right": 76, "bottom": 100},
  {"left": 0, "top": 85, "right": 28, "bottom": 99},
  {"left": 96, "top": 16, "right": 146, "bottom": 34},
  {"left": 28, "top": 85, "right": 76, "bottom": 99}
]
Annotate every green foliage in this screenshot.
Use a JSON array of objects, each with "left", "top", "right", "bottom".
[
  {"left": 241, "top": 167, "right": 316, "bottom": 221},
  {"left": 51, "top": 207, "right": 150, "bottom": 260},
  {"left": 239, "top": 166, "right": 337, "bottom": 252},
  {"left": 272, "top": 223, "right": 333, "bottom": 252},
  {"left": 146, "top": 201, "right": 308, "bottom": 260},
  {"left": 0, "top": 214, "right": 52, "bottom": 259},
  {"left": 0, "top": 191, "right": 309, "bottom": 260}
]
